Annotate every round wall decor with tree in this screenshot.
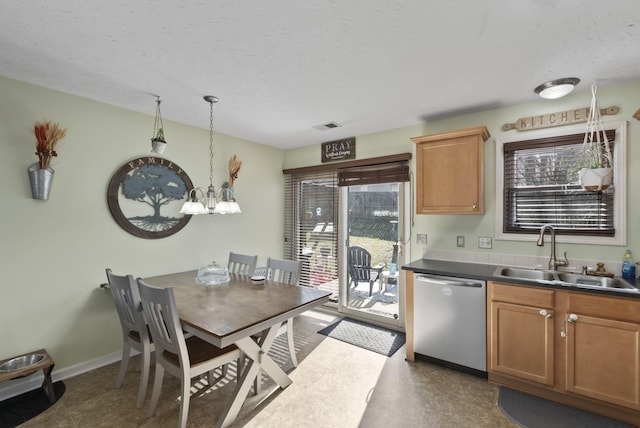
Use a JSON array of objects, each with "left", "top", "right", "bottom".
[{"left": 107, "top": 156, "right": 194, "bottom": 239}]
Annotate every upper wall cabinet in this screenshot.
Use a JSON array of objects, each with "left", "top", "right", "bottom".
[{"left": 412, "top": 126, "right": 490, "bottom": 214}]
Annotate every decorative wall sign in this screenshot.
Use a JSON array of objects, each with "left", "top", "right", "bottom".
[
  {"left": 321, "top": 137, "right": 356, "bottom": 163},
  {"left": 502, "top": 106, "right": 619, "bottom": 132},
  {"left": 107, "top": 156, "right": 194, "bottom": 239}
]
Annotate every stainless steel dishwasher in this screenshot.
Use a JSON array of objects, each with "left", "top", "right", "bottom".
[{"left": 413, "top": 273, "right": 486, "bottom": 374}]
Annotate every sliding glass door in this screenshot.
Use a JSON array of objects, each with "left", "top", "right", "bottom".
[
  {"left": 341, "top": 182, "right": 403, "bottom": 327},
  {"left": 283, "top": 156, "right": 409, "bottom": 329}
]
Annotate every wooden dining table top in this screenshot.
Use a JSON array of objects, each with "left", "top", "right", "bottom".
[{"left": 142, "top": 270, "right": 331, "bottom": 348}]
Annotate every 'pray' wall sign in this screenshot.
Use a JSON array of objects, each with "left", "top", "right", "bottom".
[{"left": 321, "top": 137, "right": 356, "bottom": 163}]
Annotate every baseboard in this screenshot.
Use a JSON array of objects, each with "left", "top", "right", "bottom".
[{"left": 0, "top": 350, "right": 127, "bottom": 402}]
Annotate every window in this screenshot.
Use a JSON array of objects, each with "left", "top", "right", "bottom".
[{"left": 495, "top": 121, "right": 627, "bottom": 245}]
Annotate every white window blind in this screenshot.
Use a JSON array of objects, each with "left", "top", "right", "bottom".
[
  {"left": 284, "top": 171, "right": 338, "bottom": 288},
  {"left": 503, "top": 131, "right": 615, "bottom": 236}
]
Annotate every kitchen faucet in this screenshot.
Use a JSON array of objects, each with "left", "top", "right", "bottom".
[{"left": 537, "top": 224, "right": 568, "bottom": 271}]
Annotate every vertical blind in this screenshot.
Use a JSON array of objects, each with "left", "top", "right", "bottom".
[{"left": 503, "top": 131, "right": 615, "bottom": 236}]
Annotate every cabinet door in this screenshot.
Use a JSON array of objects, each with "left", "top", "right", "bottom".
[
  {"left": 489, "top": 301, "right": 555, "bottom": 385},
  {"left": 412, "top": 126, "right": 489, "bottom": 214},
  {"left": 565, "top": 313, "right": 640, "bottom": 409}
]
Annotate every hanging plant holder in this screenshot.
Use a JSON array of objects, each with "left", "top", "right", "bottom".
[
  {"left": 578, "top": 167, "right": 612, "bottom": 192},
  {"left": 575, "top": 84, "right": 613, "bottom": 192},
  {"left": 150, "top": 96, "right": 167, "bottom": 154}
]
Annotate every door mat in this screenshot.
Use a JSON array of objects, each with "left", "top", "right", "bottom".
[
  {"left": 0, "top": 381, "right": 65, "bottom": 427},
  {"left": 498, "top": 386, "right": 634, "bottom": 428},
  {"left": 317, "top": 318, "right": 405, "bottom": 357}
]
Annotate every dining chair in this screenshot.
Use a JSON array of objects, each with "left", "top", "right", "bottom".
[
  {"left": 265, "top": 257, "right": 302, "bottom": 367},
  {"left": 137, "top": 279, "right": 241, "bottom": 428},
  {"left": 227, "top": 252, "right": 258, "bottom": 276},
  {"left": 105, "top": 268, "right": 154, "bottom": 409}
]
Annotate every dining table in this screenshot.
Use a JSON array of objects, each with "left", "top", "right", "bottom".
[{"left": 143, "top": 270, "right": 331, "bottom": 428}]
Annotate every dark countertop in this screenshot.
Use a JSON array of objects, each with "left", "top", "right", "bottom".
[{"left": 402, "top": 258, "right": 640, "bottom": 299}]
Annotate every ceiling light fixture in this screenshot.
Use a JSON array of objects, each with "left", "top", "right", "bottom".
[
  {"left": 534, "top": 77, "right": 580, "bottom": 99},
  {"left": 179, "top": 96, "right": 241, "bottom": 215}
]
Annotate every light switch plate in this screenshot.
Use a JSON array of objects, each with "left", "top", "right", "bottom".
[
  {"left": 478, "top": 236, "right": 492, "bottom": 249},
  {"left": 456, "top": 236, "right": 465, "bottom": 247},
  {"left": 416, "top": 234, "right": 427, "bottom": 245}
]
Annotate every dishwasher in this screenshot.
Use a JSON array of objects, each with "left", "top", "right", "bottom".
[{"left": 413, "top": 273, "right": 486, "bottom": 375}]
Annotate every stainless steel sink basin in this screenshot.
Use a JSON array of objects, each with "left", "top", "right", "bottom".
[
  {"left": 556, "top": 273, "right": 638, "bottom": 290},
  {"left": 494, "top": 267, "right": 556, "bottom": 281},
  {"left": 493, "top": 265, "right": 640, "bottom": 293},
  {"left": 0, "top": 353, "right": 46, "bottom": 372}
]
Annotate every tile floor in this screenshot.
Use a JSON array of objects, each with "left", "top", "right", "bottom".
[{"left": 18, "top": 310, "right": 515, "bottom": 427}]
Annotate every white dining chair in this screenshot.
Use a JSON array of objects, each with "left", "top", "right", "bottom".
[
  {"left": 105, "top": 268, "right": 154, "bottom": 409},
  {"left": 137, "top": 279, "right": 241, "bottom": 428},
  {"left": 227, "top": 252, "right": 258, "bottom": 276},
  {"left": 266, "top": 257, "right": 302, "bottom": 367}
]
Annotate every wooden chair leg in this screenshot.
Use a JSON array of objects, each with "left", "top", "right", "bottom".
[
  {"left": 147, "top": 364, "right": 164, "bottom": 418},
  {"left": 178, "top": 377, "right": 191, "bottom": 428},
  {"left": 116, "top": 342, "right": 131, "bottom": 388},
  {"left": 137, "top": 347, "right": 151, "bottom": 408}
]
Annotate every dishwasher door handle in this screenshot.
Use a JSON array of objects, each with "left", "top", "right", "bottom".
[{"left": 415, "top": 274, "right": 483, "bottom": 288}]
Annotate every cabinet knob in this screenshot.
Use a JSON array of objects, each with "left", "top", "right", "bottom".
[
  {"left": 567, "top": 313, "right": 579, "bottom": 323},
  {"left": 539, "top": 309, "right": 553, "bottom": 319},
  {"left": 472, "top": 204, "right": 478, "bottom": 211}
]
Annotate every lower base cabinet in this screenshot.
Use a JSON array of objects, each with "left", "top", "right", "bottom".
[{"left": 488, "top": 281, "right": 640, "bottom": 426}]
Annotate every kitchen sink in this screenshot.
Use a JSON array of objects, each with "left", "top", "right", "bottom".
[
  {"left": 556, "top": 273, "right": 637, "bottom": 290},
  {"left": 494, "top": 267, "right": 556, "bottom": 281},
  {"left": 493, "top": 266, "right": 640, "bottom": 293}
]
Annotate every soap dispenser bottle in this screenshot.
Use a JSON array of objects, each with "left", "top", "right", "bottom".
[{"left": 622, "top": 249, "right": 635, "bottom": 279}]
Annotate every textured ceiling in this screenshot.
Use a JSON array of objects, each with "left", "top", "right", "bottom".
[{"left": 1, "top": 1, "right": 639, "bottom": 149}]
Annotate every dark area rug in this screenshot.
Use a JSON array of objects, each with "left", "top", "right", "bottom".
[
  {"left": 318, "top": 317, "right": 405, "bottom": 357},
  {"left": 498, "top": 386, "right": 635, "bottom": 428},
  {"left": 0, "top": 381, "right": 65, "bottom": 427}
]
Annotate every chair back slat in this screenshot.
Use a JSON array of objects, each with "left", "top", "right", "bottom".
[
  {"left": 266, "top": 258, "right": 301, "bottom": 285},
  {"left": 227, "top": 252, "right": 258, "bottom": 276}
]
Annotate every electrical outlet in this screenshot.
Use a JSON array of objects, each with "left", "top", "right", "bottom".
[
  {"left": 456, "top": 236, "right": 465, "bottom": 247},
  {"left": 478, "top": 236, "right": 492, "bottom": 249},
  {"left": 416, "top": 234, "right": 427, "bottom": 245}
]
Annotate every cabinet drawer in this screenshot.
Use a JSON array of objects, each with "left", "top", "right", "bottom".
[
  {"left": 489, "top": 281, "right": 555, "bottom": 308},
  {"left": 566, "top": 292, "right": 640, "bottom": 323}
]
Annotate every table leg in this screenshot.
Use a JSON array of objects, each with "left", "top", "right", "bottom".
[{"left": 215, "top": 323, "right": 292, "bottom": 428}]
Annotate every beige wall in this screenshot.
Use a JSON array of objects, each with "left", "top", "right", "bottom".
[
  {"left": 285, "top": 80, "right": 640, "bottom": 265},
  {"left": 0, "top": 77, "right": 285, "bottom": 372}
]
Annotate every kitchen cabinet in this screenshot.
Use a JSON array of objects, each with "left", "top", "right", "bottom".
[
  {"left": 565, "top": 293, "right": 640, "bottom": 410},
  {"left": 488, "top": 282, "right": 555, "bottom": 386},
  {"left": 488, "top": 281, "right": 640, "bottom": 425},
  {"left": 411, "top": 126, "right": 489, "bottom": 214}
]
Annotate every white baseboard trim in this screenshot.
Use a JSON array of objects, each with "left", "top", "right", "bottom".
[{"left": 0, "top": 350, "right": 129, "bottom": 402}]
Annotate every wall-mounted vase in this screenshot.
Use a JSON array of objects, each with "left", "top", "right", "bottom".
[{"left": 28, "top": 163, "right": 54, "bottom": 200}]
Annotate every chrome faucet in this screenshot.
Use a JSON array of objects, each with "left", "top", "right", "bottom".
[{"left": 537, "top": 224, "right": 568, "bottom": 271}]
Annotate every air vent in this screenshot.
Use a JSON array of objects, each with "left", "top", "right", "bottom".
[{"left": 313, "top": 121, "right": 342, "bottom": 131}]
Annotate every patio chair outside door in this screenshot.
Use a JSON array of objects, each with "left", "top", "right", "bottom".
[{"left": 348, "top": 246, "right": 384, "bottom": 296}]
